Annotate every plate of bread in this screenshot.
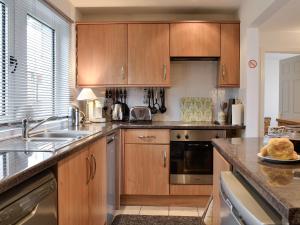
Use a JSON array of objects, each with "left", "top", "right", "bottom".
[{"left": 258, "top": 138, "right": 300, "bottom": 163}]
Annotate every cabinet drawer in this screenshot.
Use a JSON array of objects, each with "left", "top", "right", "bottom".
[{"left": 125, "top": 129, "right": 170, "bottom": 144}]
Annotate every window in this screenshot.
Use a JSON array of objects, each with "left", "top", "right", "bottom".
[
  {"left": 26, "top": 15, "right": 55, "bottom": 118},
  {"left": 0, "top": 1, "right": 7, "bottom": 117},
  {"left": 0, "top": 0, "right": 72, "bottom": 124}
]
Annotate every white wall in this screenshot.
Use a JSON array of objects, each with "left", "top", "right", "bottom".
[
  {"left": 45, "top": 0, "right": 79, "bottom": 21},
  {"left": 79, "top": 12, "right": 238, "bottom": 21},
  {"left": 238, "top": 0, "right": 286, "bottom": 137}
]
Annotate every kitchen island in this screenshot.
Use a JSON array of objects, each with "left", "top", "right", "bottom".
[{"left": 213, "top": 138, "right": 300, "bottom": 225}]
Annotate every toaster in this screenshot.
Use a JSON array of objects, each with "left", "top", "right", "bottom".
[{"left": 129, "top": 106, "right": 152, "bottom": 122}]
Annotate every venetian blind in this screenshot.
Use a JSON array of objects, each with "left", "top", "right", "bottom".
[{"left": 0, "top": 0, "right": 72, "bottom": 124}]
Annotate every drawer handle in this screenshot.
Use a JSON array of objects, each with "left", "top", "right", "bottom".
[{"left": 138, "top": 135, "right": 156, "bottom": 140}]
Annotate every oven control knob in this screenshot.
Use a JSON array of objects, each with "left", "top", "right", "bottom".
[
  {"left": 176, "top": 134, "right": 181, "bottom": 139},
  {"left": 185, "top": 135, "right": 189, "bottom": 140}
]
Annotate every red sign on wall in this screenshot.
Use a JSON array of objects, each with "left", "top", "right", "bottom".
[{"left": 248, "top": 59, "right": 258, "bottom": 68}]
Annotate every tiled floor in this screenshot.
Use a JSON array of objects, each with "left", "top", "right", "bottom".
[{"left": 115, "top": 206, "right": 205, "bottom": 217}]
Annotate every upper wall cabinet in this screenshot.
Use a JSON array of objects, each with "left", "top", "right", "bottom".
[
  {"left": 128, "top": 24, "right": 170, "bottom": 86},
  {"left": 77, "top": 24, "right": 128, "bottom": 86},
  {"left": 218, "top": 23, "right": 240, "bottom": 87},
  {"left": 170, "top": 23, "right": 221, "bottom": 57}
]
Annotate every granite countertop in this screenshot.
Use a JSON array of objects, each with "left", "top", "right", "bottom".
[
  {"left": 212, "top": 138, "right": 300, "bottom": 225},
  {"left": 0, "top": 121, "right": 244, "bottom": 195}
]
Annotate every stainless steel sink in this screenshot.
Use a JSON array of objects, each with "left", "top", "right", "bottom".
[
  {"left": 26, "top": 137, "right": 74, "bottom": 142},
  {"left": 0, "top": 130, "right": 93, "bottom": 152},
  {"left": 31, "top": 130, "right": 92, "bottom": 140}
]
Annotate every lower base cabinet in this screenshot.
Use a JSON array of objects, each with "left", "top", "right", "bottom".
[
  {"left": 212, "top": 149, "right": 231, "bottom": 225},
  {"left": 124, "top": 144, "right": 170, "bottom": 195},
  {"left": 58, "top": 138, "right": 107, "bottom": 225}
]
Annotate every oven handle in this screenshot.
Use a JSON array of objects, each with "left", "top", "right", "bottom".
[{"left": 186, "top": 143, "right": 210, "bottom": 147}]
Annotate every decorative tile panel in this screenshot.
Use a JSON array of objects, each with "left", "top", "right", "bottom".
[{"left": 180, "top": 97, "right": 213, "bottom": 122}]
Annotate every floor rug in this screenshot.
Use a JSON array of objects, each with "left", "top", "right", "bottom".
[{"left": 112, "top": 214, "right": 203, "bottom": 225}]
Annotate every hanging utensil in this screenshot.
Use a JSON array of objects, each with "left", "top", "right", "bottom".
[
  {"left": 160, "top": 88, "right": 167, "bottom": 113},
  {"left": 154, "top": 88, "right": 161, "bottom": 110},
  {"left": 151, "top": 88, "right": 158, "bottom": 114},
  {"left": 147, "top": 89, "right": 151, "bottom": 109}
]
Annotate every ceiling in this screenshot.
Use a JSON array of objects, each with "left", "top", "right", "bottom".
[
  {"left": 70, "top": 0, "right": 241, "bottom": 14},
  {"left": 260, "top": 0, "right": 300, "bottom": 31}
]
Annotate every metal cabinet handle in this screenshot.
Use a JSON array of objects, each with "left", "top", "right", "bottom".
[
  {"left": 163, "top": 150, "right": 167, "bottom": 168},
  {"left": 138, "top": 136, "right": 156, "bottom": 141},
  {"left": 163, "top": 64, "right": 167, "bottom": 80},
  {"left": 121, "top": 66, "right": 125, "bottom": 80},
  {"left": 138, "top": 135, "right": 156, "bottom": 140},
  {"left": 91, "top": 154, "right": 97, "bottom": 180},
  {"left": 86, "top": 156, "right": 91, "bottom": 184},
  {"left": 222, "top": 64, "right": 226, "bottom": 80}
]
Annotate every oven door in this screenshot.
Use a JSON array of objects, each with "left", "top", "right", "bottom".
[{"left": 170, "top": 141, "right": 213, "bottom": 184}]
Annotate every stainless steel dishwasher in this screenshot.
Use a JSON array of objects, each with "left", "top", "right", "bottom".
[
  {"left": 220, "top": 171, "right": 281, "bottom": 225},
  {"left": 0, "top": 171, "right": 57, "bottom": 225},
  {"left": 107, "top": 133, "right": 119, "bottom": 225}
]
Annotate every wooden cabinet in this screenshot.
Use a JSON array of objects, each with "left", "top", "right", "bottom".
[
  {"left": 124, "top": 129, "right": 170, "bottom": 195},
  {"left": 212, "top": 149, "right": 231, "bottom": 225},
  {"left": 58, "top": 138, "right": 107, "bottom": 225},
  {"left": 58, "top": 147, "right": 90, "bottom": 225},
  {"left": 218, "top": 23, "right": 240, "bottom": 87},
  {"left": 77, "top": 24, "right": 127, "bottom": 86},
  {"left": 128, "top": 24, "right": 170, "bottom": 86},
  {"left": 89, "top": 138, "right": 107, "bottom": 225},
  {"left": 170, "top": 23, "right": 221, "bottom": 57},
  {"left": 124, "top": 144, "right": 169, "bottom": 195}
]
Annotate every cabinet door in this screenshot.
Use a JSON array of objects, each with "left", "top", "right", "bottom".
[
  {"left": 128, "top": 24, "right": 170, "bottom": 86},
  {"left": 58, "top": 147, "right": 90, "bottom": 225},
  {"left": 170, "top": 23, "right": 220, "bottom": 57},
  {"left": 77, "top": 24, "right": 128, "bottom": 86},
  {"left": 89, "top": 138, "right": 107, "bottom": 225},
  {"left": 124, "top": 144, "right": 169, "bottom": 195},
  {"left": 218, "top": 24, "right": 240, "bottom": 87},
  {"left": 212, "top": 149, "right": 231, "bottom": 225}
]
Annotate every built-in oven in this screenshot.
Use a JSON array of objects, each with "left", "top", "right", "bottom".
[{"left": 170, "top": 129, "right": 226, "bottom": 185}]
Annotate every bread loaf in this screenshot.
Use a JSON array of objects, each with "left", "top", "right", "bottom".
[{"left": 260, "top": 138, "right": 298, "bottom": 160}]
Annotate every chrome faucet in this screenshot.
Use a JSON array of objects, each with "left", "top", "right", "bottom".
[{"left": 22, "top": 116, "right": 58, "bottom": 139}]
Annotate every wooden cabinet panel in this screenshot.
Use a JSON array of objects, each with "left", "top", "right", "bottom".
[
  {"left": 170, "top": 185, "right": 212, "bottom": 196},
  {"left": 77, "top": 24, "right": 127, "bottom": 86},
  {"left": 170, "top": 23, "right": 220, "bottom": 57},
  {"left": 58, "top": 147, "right": 90, "bottom": 225},
  {"left": 128, "top": 24, "right": 170, "bottom": 86},
  {"left": 124, "top": 129, "right": 170, "bottom": 144},
  {"left": 124, "top": 144, "right": 169, "bottom": 195},
  {"left": 89, "top": 138, "right": 107, "bottom": 225},
  {"left": 218, "top": 23, "right": 240, "bottom": 87},
  {"left": 212, "top": 149, "right": 231, "bottom": 225}
]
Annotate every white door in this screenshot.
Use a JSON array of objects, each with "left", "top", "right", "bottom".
[{"left": 279, "top": 55, "right": 300, "bottom": 120}]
